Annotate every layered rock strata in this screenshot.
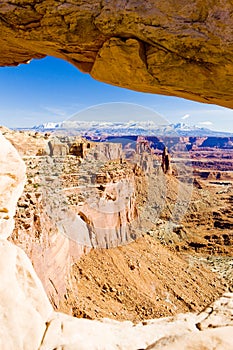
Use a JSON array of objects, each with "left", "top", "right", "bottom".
[{"left": 10, "top": 135, "right": 140, "bottom": 308}]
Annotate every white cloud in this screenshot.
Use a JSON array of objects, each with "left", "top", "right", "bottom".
[
  {"left": 181, "top": 114, "right": 190, "bottom": 120},
  {"left": 42, "top": 103, "right": 85, "bottom": 118},
  {"left": 43, "top": 106, "right": 68, "bottom": 116},
  {"left": 197, "top": 121, "right": 213, "bottom": 126}
]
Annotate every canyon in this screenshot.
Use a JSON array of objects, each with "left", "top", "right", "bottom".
[{"left": 0, "top": 125, "right": 232, "bottom": 349}]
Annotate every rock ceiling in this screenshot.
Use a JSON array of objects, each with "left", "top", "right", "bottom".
[{"left": 0, "top": 0, "right": 233, "bottom": 108}]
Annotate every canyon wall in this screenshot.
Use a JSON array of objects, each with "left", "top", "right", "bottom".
[
  {"left": 9, "top": 132, "right": 141, "bottom": 309},
  {"left": 0, "top": 1, "right": 233, "bottom": 108}
]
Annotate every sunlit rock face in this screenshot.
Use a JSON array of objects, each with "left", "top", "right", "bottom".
[
  {"left": 0, "top": 240, "right": 53, "bottom": 350},
  {"left": 9, "top": 135, "right": 139, "bottom": 308},
  {"left": 0, "top": 132, "right": 26, "bottom": 239},
  {"left": 0, "top": 1, "right": 233, "bottom": 108}
]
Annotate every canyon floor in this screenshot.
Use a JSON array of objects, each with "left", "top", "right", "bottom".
[{"left": 3, "top": 127, "right": 232, "bottom": 324}]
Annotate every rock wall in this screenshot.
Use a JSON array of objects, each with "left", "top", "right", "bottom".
[
  {"left": 47, "top": 137, "right": 69, "bottom": 157},
  {"left": 74, "top": 163, "right": 138, "bottom": 248},
  {"left": 1, "top": 127, "right": 47, "bottom": 157},
  {"left": 0, "top": 132, "right": 26, "bottom": 239},
  {"left": 9, "top": 134, "right": 139, "bottom": 310},
  {"left": 0, "top": 1, "right": 233, "bottom": 108},
  {"left": 70, "top": 139, "right": 123, "bottom": 161}
]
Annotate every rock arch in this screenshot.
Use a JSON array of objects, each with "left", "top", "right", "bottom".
[{"left": 0, "top": 1, "right": 233, "bottom": 108}]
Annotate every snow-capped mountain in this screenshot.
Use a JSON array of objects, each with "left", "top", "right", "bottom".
[
  {"left": 33, "top": 122, "right": 62, "bottom": 129},
  {"left": 32, "top": 120, "right": 232, "bottom": 137}
]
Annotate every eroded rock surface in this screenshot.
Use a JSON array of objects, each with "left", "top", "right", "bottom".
[
  {"left": 0, "top": 1, "right": 233, "bottom": 108},
  {"left": 0, "top": 132, "right": 26, "bottom": 239},
  {"left": 38, "top": 293, "right": 233, "bottom": 350},
  {"left": 146, "top": 326, "right": 233, "bottom": 350},
  {"left": 9, "top": 133, "right": 140, "bottom": 309},
  {"left": 0, "top": 240, "right": 53, "bottom": 350}
]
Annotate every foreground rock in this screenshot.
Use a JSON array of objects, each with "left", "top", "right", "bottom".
[
  {"left": 147, "top": 292, "right": 233, "bottom": 349},
  {"left": 0, "top": 132, "right": 25, "bottom": 239},
  {"left": 40, "top": 312, "right": 199, "bottom": 350},
  {"left": 38, "top": 293, "right": 233, "bottom": 349},
  {"left": 0, "top": 1, "right": 233, "bottom": 108},
  {"left": 0, "top": 240, "right": 53, "bottom": 350},
  {"left": 146, "top": 327, "right": 233, "bottom": 350}
]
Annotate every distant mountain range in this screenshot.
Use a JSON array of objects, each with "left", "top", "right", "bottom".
[{"left": 32, "top": 121, "right": 233, "bottom": 137}]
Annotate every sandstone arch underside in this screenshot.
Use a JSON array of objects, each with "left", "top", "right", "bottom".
[{"left": 0, "top": 0, "right": 233, "bottom": 109}]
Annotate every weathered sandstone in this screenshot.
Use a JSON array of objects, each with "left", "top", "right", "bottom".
[
  {"left": 0, "top": 240, "right": 53, "bottom": 350},
  {"left": 146, "top": 326, "right": 233, "bottom": 350},
  {"left": 0, "top": 1, "right": 233, "bottom": 108},
  {"left": 47, "top": 137, "right": 69, "bottom": 157},
  {"left": 0, "top": 132, "right": 26, "bottom": 239},
  {"left": 10, "top": 135, "right": 139, "bottom": 309},
  {"left": 0, "top": 127, "right": 47, "bottom": 157}
]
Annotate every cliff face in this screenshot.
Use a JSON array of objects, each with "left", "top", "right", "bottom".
[
  {"left": 0, "top": 1, "right": 233, "bottom": 108},
  {"left": 0, "top": 127, "right": 47, "bottom": 157},
  {"left": 10, "top": 133, "right": 140, "bottom": 308}
]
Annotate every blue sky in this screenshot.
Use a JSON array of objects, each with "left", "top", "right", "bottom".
[{"left": 0, "top": 56, "right": 232, "bottom": 131}]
